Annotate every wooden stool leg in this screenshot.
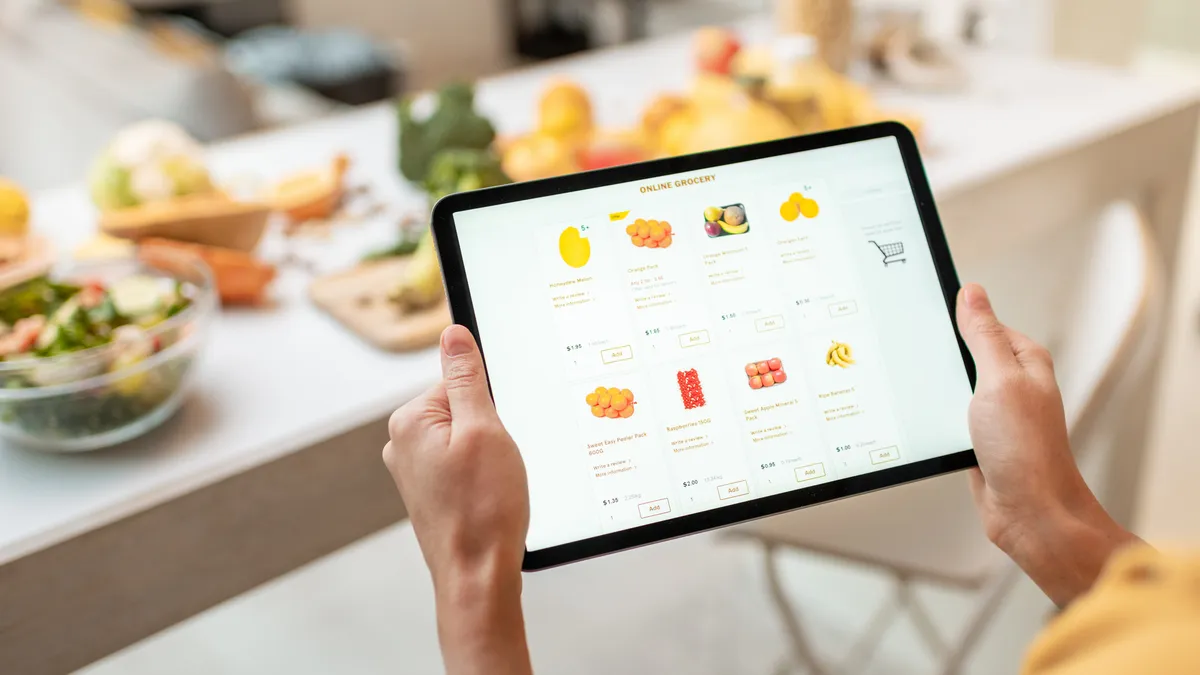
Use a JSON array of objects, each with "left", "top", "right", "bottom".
[
  {"left": 762, "top": 543, "right": 831, "bottom": 675},
  {"left": 936, "top": 565, "right": 1022, "bottom": 675}
]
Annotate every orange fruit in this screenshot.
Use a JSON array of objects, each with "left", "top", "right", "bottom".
[
  {"left": 598, "top": 393, "right": 611, "bottom": 408},
  {"left": 619, "top": 404, "right": 635, "bottom": 418},
  {"left": 610, "top": 393, "right": 628, "bottom": 411},
  {"left": 649, "top": 225, "right": 665, "bottom": 241},
  {"left": 647, "top": 219, "right": 658, "bottom": 228},
  {"left": 591, "top": 405, "right": 605, "bottom": 417},
  {"left": 607, "top": 387, "right": 620, "bottom": 397},
  {"left": 620, "top": 388, "right": 633, "bottom": 400},
  {"left": 586, "top": 393, "right": 598, "bottom": 406},
  {"left": 605, "top": 407, "right": 620, "bottom": 418},
  {"left": 659, "top": 235, "right": 672, "bottom": 248},
  {"left": 635, "top": 218, "right": 647, "bottom": 228},
  {"left": 646, "top": 239, "right": 659, "bottom": 248},
  {"left": 632, "top": 236, "right": 645, "bottom": 247},
  {"left": 636, "top": 223, "right": 650, "bottom": 238},
  {"left": 780, "top": 201, "right": 799, "bottom": 222},
  {"left": 625, "top": 224, "right": 637, "bottom": 236},
  {"left": 595, "top": 386, "right": 607, "bottom": 395},
  {"left": 661, "top": 221, "right": 672, "bottom": 234}
]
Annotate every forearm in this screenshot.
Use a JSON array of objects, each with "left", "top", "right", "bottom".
[
  {"left": 1002, "top": 498, "right": 1142, "bottom": 607},
  {"left": 434, "top": 563, "right": 532, "bottom": 675}
]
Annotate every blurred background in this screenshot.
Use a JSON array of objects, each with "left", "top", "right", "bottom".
[
  {"left": 2, "top": 1, "right": 1199, "bottom": 674},
  {"left": 6, "top": 0, "right": 1198, "bottom": 189}
]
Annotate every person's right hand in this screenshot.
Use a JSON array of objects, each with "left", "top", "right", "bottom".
[{"left": 957, "top": 283, "right": 1139, "bottom": 606}]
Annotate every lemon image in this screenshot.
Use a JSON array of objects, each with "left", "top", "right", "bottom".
[
  {"left": 558, "top": 226, "right": 591, "bottom": 268},
  {"left": 0, "top": 177, "right": 31, "bottom": 238},
  {"left": 788, "top": 192, "right": 803, "bottom": 204},
  {"left": 799, "top": 198, "right": 820, "bottom": 219},
  {"left": 780, "top": 200, "right": 800, "bottom": 222}
]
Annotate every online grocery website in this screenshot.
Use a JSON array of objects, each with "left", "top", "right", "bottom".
[{"left": 455, "top": 137, "right": 974, "bottom": 552}]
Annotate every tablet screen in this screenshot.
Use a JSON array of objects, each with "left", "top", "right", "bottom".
[{"left": 452, "top": 136, "right": 973, "bottom": 553}]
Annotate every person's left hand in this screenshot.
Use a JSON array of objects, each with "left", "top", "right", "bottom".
[{"left": 383, "top": 325, "right": 529, "bottom": 591}]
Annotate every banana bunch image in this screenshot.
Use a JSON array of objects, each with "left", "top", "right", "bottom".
[{"left": 826, "top": 340, "right": 855, "bottom": 368}]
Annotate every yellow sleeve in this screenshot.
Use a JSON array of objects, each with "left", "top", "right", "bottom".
[{"left": 1022, "top": 546, "right": 1200, "bottom": 675}]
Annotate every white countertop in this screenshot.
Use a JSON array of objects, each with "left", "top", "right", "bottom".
[{"left": 3, "top": 23, "right": 1199, "bottom": 566}]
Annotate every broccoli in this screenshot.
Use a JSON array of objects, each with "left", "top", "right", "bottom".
[
  {"left": 397, "top": 83, "right": 498, "bottom": 185},
  {"left": 424, "top": 149, "right": 511, "bottom": 203}
]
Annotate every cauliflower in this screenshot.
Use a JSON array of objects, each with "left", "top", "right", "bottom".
[{"left": 89, "top": 120, "right": 214, "bottom": 211}]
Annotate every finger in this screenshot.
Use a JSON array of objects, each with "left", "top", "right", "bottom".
[
  {"left": 439, "top": 324, "right": 497, "bottom": 420},
  {"left": 388, "top": 385, "right": 451, "bottom": 443},
  {"left": 957, "top": 284, "right": 1017, "bottom": 375},
  {"left": 1006, "top": 327, "right": 1055, "bottom": 375}
]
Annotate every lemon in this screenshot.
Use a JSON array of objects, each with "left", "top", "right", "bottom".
[
  {"left": 780, "top": 201, "right": 800, "bottom": 222},
  {"left": 0, "top": 178, "right": 31, "bottom": 238},
  {"left": 799, "top": 198, "right": 820, "bottom": 219}
]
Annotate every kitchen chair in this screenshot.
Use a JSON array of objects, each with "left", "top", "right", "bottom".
[{"left": 725, "top": 201, "right": 1165, "bottom": 675}]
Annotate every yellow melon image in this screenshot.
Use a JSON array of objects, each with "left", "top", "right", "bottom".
[{"left": 558, "top": 226, "right": 591, "bottom": 268}]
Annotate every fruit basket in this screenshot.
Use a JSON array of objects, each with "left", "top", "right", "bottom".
[{"left": 0, "top": 249, "right": 215, "bottom": 452}]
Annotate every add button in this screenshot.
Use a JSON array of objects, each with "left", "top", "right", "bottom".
[
  {"left": 870, "top": 446, "right": 900, "bottom": 465},
  {"left": 795, "top": 463, "right": 827, "bottom": 482},
  {"left": 601, "top": 345, "right": 634, "bottom": 364},
  {"left": 638, "top": 498, "right": 671, "bottom": 518},
  {"left": 755, "top": 315, "right": 785, "bottom": 333},
  {"left": 718, "top": 480, "right": 750, "bottom": 500},
  {"left": 828, "top": 301, "right": 859, "bottom": 318},
  {"left": 678, "top": 330, "right": 710, "bottom": 348}
]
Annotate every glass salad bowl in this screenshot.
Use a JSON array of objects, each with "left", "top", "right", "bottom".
[{"left": 0, "top": 248, "right": 216, "bottom": 452}]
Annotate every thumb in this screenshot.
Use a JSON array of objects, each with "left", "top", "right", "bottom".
[
  {"left": 957, "top": 283, "right": 1016, "bottom": 376},
  {"left": 439, "top": 324, "right": 497, "bottom": 420}
]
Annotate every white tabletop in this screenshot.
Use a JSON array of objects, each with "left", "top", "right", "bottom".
[{"left": 3, "top": 23, "right": 1199, "bottom": 566}]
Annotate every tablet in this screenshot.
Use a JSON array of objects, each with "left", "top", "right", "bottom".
[{"left": 432, "top": 122, "right": 976, "bottom": 571}]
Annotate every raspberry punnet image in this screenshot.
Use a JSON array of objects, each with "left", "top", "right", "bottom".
[{"left": 677, "top": 368, "right": 706, "bottom": 409}]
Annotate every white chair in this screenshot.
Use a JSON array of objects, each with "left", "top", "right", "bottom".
[{"left": 725, "top": 201, "right": 1166, "bottom": 675}]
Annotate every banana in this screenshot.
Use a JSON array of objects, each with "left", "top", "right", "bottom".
[
  {"left": 836, "top": 344, "right": 855, "bottom": 365},
  {"left": 718, "top": 219, "right": 749, "bottom": 236},
  {"left": 826, "top": 340, "right": 854, "bottom": 368},
  {"left": 389, "top": 230, "right": 445, "bottom": 312}
]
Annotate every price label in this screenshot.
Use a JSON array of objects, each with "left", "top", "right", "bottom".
[
  {"left": 565, "top": 343, "right": 582, "bottom": 352},
  {"left": 795, "top": 298, "right": 811, "bottom": 306},
  {"left": 835, "top": 444, "right": 851, "bottom": 453},
  {"left": 682, "top": 479, "right": 698, "bottom": 488},
  {"left": 580, "top": 225, "right": 589, "bottom": 232},
  {"left": 645, "top": 328, "right": 660, "bottom": 336},
  {"left": 760, "top": 462, "right": 776, "bottom": 470},
  {"left": 601, "top": 496, "right": 619, "bottom": 506},
  {"left": 721, "top": 313, "right": 737, "bottom": 321}
]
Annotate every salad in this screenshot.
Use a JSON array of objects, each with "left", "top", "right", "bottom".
[{"left": 0, "top": 273, "right": 196, "bottom": 440}]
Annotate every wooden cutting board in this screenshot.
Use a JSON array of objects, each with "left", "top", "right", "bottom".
[
  {"left": 309, "top": 257, "right": 451, "bottom": 352},
  {"left": 0, "top": 235, "right": 54, "bottom": 291}
]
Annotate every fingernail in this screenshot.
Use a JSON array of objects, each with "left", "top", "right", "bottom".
[
  {"left": 965, "top": 284, "right": 992, "bottom": 311},
  {"left": 441, "top": 326, "right": 474, "bottom": 357}
]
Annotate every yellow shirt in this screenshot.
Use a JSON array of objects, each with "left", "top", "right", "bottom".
[{"left": 1023, "top": 547, "right": 1200, "bottom": 674}]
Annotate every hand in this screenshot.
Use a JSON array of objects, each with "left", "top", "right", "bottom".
[
  {"left": 384, "top": 324, "right": 532, "bottom": 675},
  {"left": 957, "top": 283, "right": 1139, "bottom": 606}
]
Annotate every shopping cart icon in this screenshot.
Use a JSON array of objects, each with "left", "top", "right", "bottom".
[{"left": 869, "top": 240, "right": 907, "bottom": 267}]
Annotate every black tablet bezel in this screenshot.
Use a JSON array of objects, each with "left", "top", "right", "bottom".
[{"left": 431, "top": 122, "right": 977, "bottom": 572}]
